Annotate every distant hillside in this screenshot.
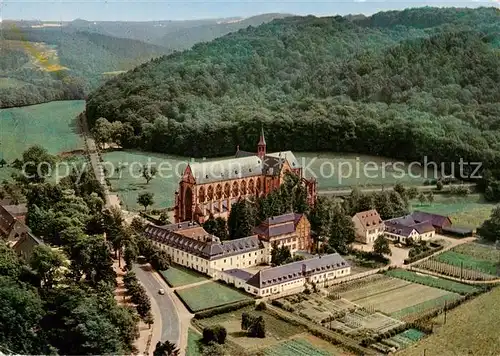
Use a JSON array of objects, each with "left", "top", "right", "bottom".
[
  {"left": 0, "top": 28, "right": 169, "bottom": 108},
  {"left": 156, "top": 13, "right": 294, "bottom": 50},
  {"left": 65, "top": 18, "right": 241, "bottom": 44},
  {"left": 86, "top": 7, "right": 500, "bottom": 180}
]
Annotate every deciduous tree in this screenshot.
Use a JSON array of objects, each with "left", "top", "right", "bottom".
[{"left": 137, "top": 192, "right": 154, "bottom": 211}]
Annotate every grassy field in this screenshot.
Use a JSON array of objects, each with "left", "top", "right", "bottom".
[
  {"left": 385, "top": 269, "right": 480, "bottom": 295},
  {"left": 102, "top": 150, "right": 436, "bottom": 210},
  {"left": 452, "top": 242, "right": 500, "bottom": 263},
  {"left": 176, "top": 281, "right": 252, "bottom": 312},
  {"left": 197, "top": 306, "right": 308, "bottom": 352},
  {"left": 411, "top": 194, "right": 494, "bottom": 228},
  {"left": 399, "top": 287, "right": 500, "bottom": 356},
  {"left": 0, "top": 100, "right": 85, "bottom": 162},
  {"left": 186, "top": 328, "right": 202, "bottom": 356},
  {"left": 160, "top": 265, "right": 210, "bottom": 287}
]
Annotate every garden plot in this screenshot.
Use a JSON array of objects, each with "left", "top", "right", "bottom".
[
  {"left": 327, "top": 309, "right": 404, "bottom": 335},
  {"left": 416, "top": 259, "right": 497, "bottom": 281},
  {"left": 293, "top": 297, "right": 358, "bottom": 322},
  {"left": 373, "top": 328, "right": 426, "bottom": 354},
  {"left": 434, "top": 251, "right": 499, "bottom": 276}
]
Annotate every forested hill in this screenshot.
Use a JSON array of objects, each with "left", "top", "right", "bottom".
[
  {"left": 157, "top": 13, "right": 293, "bottom": 50},
  {"left": 86, "top": 7, "right": 500, "bottom": 172},
  {"left": 0, "top": 29, "right": 168, "bottom": 108}
]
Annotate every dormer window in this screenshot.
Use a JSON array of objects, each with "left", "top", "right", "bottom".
[
  {"left": 249, "top": 168, "right": 252, "bottom": 172},
  {"left": 206, "top": 174, "right": 209, "bottom": 179}
]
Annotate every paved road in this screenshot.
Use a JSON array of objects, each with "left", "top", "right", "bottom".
[{"left": 133, "top": 265, "right": 180, "bottom": 345}]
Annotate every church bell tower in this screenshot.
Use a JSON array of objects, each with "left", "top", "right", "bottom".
[{"left": 257, "top": 127, "right": 266, "bottom": 159}]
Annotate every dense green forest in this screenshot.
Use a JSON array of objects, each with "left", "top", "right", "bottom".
[
  {"left": 86, "top": 8, "right": 500, "bottom": 176},
  {"left": 0, "top": 29, "right": 168, "bottom": 108}
]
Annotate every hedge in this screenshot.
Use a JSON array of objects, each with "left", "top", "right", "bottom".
[
  {"left": 404, "top": 245, "right": 444, "bottom": 264},
  {"left": 194, "top": 299, "right": 255, "bottom": 319}
]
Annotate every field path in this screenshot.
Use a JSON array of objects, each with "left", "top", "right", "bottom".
[{"left": 80, "top": 113, "right": 120, "bottom": 208}]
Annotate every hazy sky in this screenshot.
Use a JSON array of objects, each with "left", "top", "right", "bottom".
[{"left": 1, "top": 0, "right": 498, "bottom": 21}]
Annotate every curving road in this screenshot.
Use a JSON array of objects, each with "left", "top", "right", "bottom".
[{"left": 133, "top": 265, "right": 180, "bottom": 345}]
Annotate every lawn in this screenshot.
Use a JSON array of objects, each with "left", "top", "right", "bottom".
[
  {"left": 197, "top": 306, "right": 307, "bottom": 351},
  {"left": 0, "top": 100, "right": 85, "bottom": 162},
  {"left": 385, "top": 269, "right": 480, "bottom": 295},
  {"left": 186, "top": 328, "right": 202, "bottom": 356},
  {"left": 102, "top": 150, "right": 189, "bottom": 210},
  {"left": 160, "top": 265, "right": 210, "bottom": 287},
  {"left": 411, "top": 194, "right": 494, "bottom": 228},
  {"left": 399, "top": 287, "right": 500, "bottom": 356},
  {"left": 176, "top": 281, "right": 252, "bottom": 312},
  {"left": 434, "top": 251, "right": 499, "bottom": 276}
]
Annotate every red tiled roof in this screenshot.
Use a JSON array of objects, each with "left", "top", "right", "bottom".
[{"left": 354, "top": 209, "right": 383, "bottom": 228}]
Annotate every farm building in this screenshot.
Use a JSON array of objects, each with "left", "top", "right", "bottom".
[
  {"left": 384, "top": 215, "right": 435, "bottom": 243},
  {"left": 253, "top": 212, "right": 313, "bottom": 253},
  {"left": 410, "top": 211, "right": 452, "bottom": 233},
  {"left": 352, "top": 209, "right": 384, "bottom": 243},
  {"left": 441, "top": 226, "right": 474, "bottom": 238}
]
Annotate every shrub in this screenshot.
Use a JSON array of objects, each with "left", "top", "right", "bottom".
[
  {"left": 404, "top": 245, "right": 444, "bottom": 264},
  {"left": 255, "top": 302, "right": 267, "bottom": 311},
  {"left": 203, "top": 325, "right": 226, "bottom": 344},
  {"left": 193, "top": 299, "right": 254, "bottom": 319}
]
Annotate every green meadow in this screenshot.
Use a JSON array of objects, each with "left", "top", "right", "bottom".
[
  {"left": 0, "top": 100, "right": 85, "bottom": 162},
  {"left": 102, "top": 150, "right": 436, "bottom": 210},
  {"left": 411, "top": 194, "right": 494, "bottom": 228}
]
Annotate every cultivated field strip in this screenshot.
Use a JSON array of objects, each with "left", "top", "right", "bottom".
[
  {"left": 354, "top": 283, "right": 454, "bottom": 314},
  {"left": 327, "top": 274, "right": 388, "bottom": 294},
  {"left": 338, "top": 277, "right": 411, "bottom": 301}
]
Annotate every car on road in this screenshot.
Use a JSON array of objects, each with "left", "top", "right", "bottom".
[{"left": 158, "top": 288, "right": 165, "bottom": 295}]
